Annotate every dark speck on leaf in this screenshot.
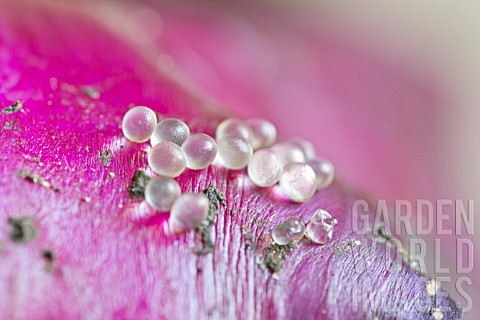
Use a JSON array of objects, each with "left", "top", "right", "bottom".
[
  {"left": 99, "top": 150, "right": 111, "bottom": 167},
  {"left": 194, "top": 186, "right": 226, "bottom": 255},
  {"left": 41, "top": 250, "right": 54, "bottom": 261},
  {"left": 128, "top": 170, "right": 150, "bottom": 199},
  {"left": 261, "top": 242, "right": 296, "bottom": 276},
  {"left": 8, "top": 216, "right": 38, "bottom": 244},
  {"left": 2, "top": 101, "right": 23, "bottom": 114},
  {"left": 377, "top": 226, "right": 389, "bottom": 238},
  {"left": 41, "top": 249, "right": 55, "bottom": 272}
]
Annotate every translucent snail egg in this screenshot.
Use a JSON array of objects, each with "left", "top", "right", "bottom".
[
  {"left": 306, "top": 209, "right": 337, "bottom": 244},
  {"left": 216, "top": 136, "right": 253, "bottom": 170},
  {"left": 287, "top": 138, "right": 316, "bottom": 160},
  {"left": 279, "top": 162, "right": 316, "bottom": 203},
  {"left": 169, "top": 193, "right": 210, "bottom": 232},
  {"left": 182, "top": 133, "right": 217, "bottom": 170},
  {"left": 272, "top": 217, "right": 306, "bottom": 245},
  {"left": 145, "top": 176, "right": 181, "bottom": 212},
  {"left": 122, "top": 106, "right": 157, "bottom": 143},
  {"left": 151, "top": 118, "right": 190, "bottom": 147},
  {"left": 148, "top": 141, "right": 187, "bottom": 177},
  {"left": 271, "top": 142, "right": 306, "bottom": 166},
  {"left": 307, "top": 157, "right": 335, "bottom": 189},
  {"left": 215, "top": 118, "right": 252, "bottom": 141},
  {"left": 245, "top": 118, "right": 277, "bottom": 150},
  {"left": 247, "top": 149, "right": 283, "bottom": 187}
]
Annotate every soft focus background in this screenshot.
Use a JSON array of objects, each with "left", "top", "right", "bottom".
[{"left": 293, "top": 0, "right": 480, "bottom": 215}]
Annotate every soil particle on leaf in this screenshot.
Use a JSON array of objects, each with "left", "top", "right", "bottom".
[
  {"left": 128, "top": 170, "right": 150, "bottom": 199},
  {"left": 8, "top": 216, "right": 38, "bottom": 244},
  {"left": 15, "top": 169, "right": 60, "bottom": 192},
  {"left": 244, "top": 234, "right": 255, "bottom": 251},
  {"left": 99, "top": 150, "right": 112, "bottom": 167},
  {"left": 261, "top": 242, "right": 296, "bottom": 277},
  {"left": 41, "top": 249, "right": 55, "bottom": 272},
  {"left": 334, "top": 244, "right": 348, "bottom": 257},
  {"left": 240, "top": 225, "right": 257, "bottom": 251},
  {"left": 2, "top": 101, "right": 23, "bottom": 114},
  {"left": 3, "top": 120, "right": 16, "bottom": 130},
  {"left": 254, "top": 218, "right": 267, "bottom": 226},
  {"left": 334, "top": 239, "right": 361, "bottom": 257},
  {"left": 194, "top": 186, "right": 226, "bottom": 255}
]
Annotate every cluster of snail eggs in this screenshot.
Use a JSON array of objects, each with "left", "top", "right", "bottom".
[
  {"left": 213, "top": 117, "right": 335, "bottom": 203},
  {"left": 122, "top": 106, "right": 214, "bottom": 232},
  {"left": 122, "top": 106, "right": 335, "bottom": 234}
]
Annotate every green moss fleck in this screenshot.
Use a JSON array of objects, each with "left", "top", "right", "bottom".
[
  {"left": 8, "top": 216, "right": 38, "bottom": 244},
  {"left": 99, "top": 150, "right": 112, "bottom": 167},
  {"left": 15, "top": 169, "right": 60, "bottom": 192},
  {"left": 194, "top": 186, "right": 226, "bottom": 255},
  {"left": 128, "top": 170, "right": 150, "bottom": 199},
  {"left": 2, "top": 101, "right": 23, "bottom": 114}
]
